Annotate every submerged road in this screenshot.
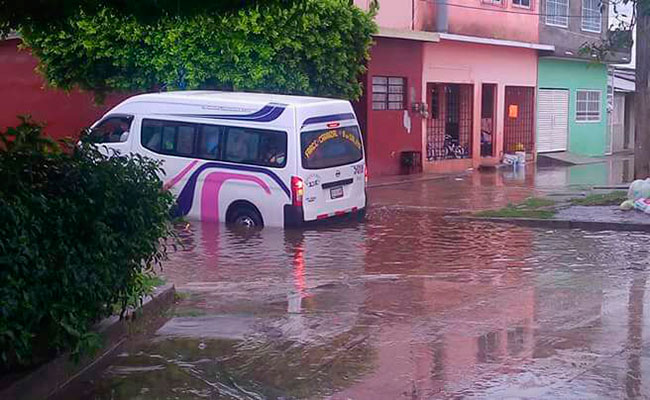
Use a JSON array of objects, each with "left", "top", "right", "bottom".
[{"left": 61, "top": 161, "right": 650, "bottom": 399}]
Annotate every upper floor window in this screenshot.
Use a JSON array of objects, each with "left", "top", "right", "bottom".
[
  {"left": 90, "top": 115, "right": 133, "bottom": 143},
  {"left": 581, "top": 0, "right": 602, "bottom": 32},
  {"left": 512, "top": 0, "right": 531, "bottom": 8},
  {"left": 372, "top": 76, "right": 406, "bottom": 110},
  {"left": 141, "top": 119, "right": 287, "bottom": 167},
  {"left": 546, "top": 0, "right": 569, "bottom": 27},
  {"left": 576, "top": 90, "right": 601, "bottom": 122}
]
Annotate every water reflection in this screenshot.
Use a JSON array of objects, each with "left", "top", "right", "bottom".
[{"left": 58, "top": 166, "right": 650, "bottom": 399}]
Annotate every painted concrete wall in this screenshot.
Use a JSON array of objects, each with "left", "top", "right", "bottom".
[
  {"left": 538, "top": 0, "right": 609, "bottom": 60},
  {"left": 537, "top": 58, "right": 608, "bottom": 156},
  {"left": 354, "top": 0, "right": 538, "bottom": 42},
  {"left": 0, "top": 39, "right": 128, "bottom": 139},
  {"left": 447, "top": 0, "right": 539, "bottom": 43},
  {"left": 354, "top": 0, "right": 413, "bottom": 30},
  {"left": 353, "top": 0, "right": 436, "bottom": 31},
  {"left": 358, "top": 38, "right": 424, "bottom": 177},
  {"left": 421, "top": 40, "right": 538, "bottom": 171}
]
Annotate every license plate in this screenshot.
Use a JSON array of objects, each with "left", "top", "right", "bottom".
[{"left": 330, "top": 186, "right": 344, "bottom": 199}]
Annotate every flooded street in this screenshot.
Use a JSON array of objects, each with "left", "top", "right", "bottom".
[{"left": 61, "top": 161, "right": 650, "bottom": 399}]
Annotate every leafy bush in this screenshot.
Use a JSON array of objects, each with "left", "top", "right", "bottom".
[
  {"left": 20, "top": 0, "right": 377, "bottom": 101},
  {"left": 0, "top": 117, "right": 174, "bottom": 370}
]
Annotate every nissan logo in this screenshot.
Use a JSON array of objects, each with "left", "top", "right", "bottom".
[{"left": 335, "top": 170, "right": 341, "bottom": 178}]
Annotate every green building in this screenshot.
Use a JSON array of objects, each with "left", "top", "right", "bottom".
[
  {"left": 536, "top": 59, "right": 609, "bottom": 156},
  {"left": 536, "top": 0, "right": 630, "bottom": 156}
]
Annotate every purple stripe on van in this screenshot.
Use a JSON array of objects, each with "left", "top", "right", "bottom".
[
  {"left": 162, "top": 103, "right": 287, "bottom": 123},
  {"left": 301, "top": 113, "right": 356, "bottom": 128},
  {"left": 174, "top": 162, "right": 291, "bottom": 218}
]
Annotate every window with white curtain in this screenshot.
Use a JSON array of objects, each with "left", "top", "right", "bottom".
[
  {"left": 546, "top": 0, "right": 569, "bottom": 27},
  {"left": 576, "top": 90, "right": 602, "bottom": 122},
  {"left": 582, "top": 0, "right": 602, "bottom": 32}
]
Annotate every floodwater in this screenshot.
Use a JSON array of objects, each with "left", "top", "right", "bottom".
[{"left": 60, "top": 161, "right": 650, "bottom": 399}]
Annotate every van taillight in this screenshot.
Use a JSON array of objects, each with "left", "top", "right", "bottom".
[
  {"left": 291, "top": 176, "right": 304, "bottom": 207},
  {"left": 364, "top": 165, "right": 369, "bottom": 184}
]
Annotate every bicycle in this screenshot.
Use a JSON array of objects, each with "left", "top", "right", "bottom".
[{"left": 443, "top": 135, "right": 467, "bottom": 159}]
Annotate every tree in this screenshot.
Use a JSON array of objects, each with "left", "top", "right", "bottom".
[
  {"left": 606, "top": 0, "right": 650, "bottom": 178},
  {"left": 0, "top": 0, "right": 299, "bottom": 36},
  {"left": 8, "top": 0, "right": 377, "bottom": 102},
  {"left": 637, "top": 11, "right": 650, "bottom": 178}
]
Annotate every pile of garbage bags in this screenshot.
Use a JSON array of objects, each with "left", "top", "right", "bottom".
[{"left": 621, "top": 178, "right": 650, "bottom": 213}]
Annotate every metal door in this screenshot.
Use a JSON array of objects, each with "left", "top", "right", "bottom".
[{"left": 537, "top": 89, "right": 569, "bottom": 152}]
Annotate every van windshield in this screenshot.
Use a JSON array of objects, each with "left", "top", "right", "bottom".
[{"left": 301, "top": 126, "right": 363, "bottom": 169}]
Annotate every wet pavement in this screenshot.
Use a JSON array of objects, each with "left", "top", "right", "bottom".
[
  {"left": 59, "top": 161, "right": 650, "bottom": 399},
  {"left": 555, "top": 206, "right": 650, "bottom": 226}
]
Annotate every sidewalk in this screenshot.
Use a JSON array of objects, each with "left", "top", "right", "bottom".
[
  {"left": 537, "top": 150, "right": 634, "bottom": 167},
  {"left": 367, "top": 170, "right": 466, "bottom": 189}
]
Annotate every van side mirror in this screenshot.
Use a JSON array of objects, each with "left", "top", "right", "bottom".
[{"left": 120, "top": 131, "right": 130, "bottom": 142}]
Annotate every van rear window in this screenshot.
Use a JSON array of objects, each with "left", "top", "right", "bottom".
[{"left": 301, "top": 126, "right": 363, "bottom": 169}]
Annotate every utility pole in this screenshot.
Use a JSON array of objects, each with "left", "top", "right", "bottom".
[{"left": 635, "top": 10, "right": 650, "bottom": 178}]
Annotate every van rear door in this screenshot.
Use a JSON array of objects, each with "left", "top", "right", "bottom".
[{"left": 300, "top": 125, "right": 366, "bottom": 221}]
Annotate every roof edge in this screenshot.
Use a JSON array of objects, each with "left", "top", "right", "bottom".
[
  {"left": 438, "top": 32, "right": 555, "bottom": 51},
  {"left": 373, "top": 28, "right": 440, "bottom": 43}
]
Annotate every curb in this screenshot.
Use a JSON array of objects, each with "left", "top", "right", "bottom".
[
  {"left": 0, "top": 284, "right": 176, "bottom": 400},
  {"left": 448, "top": 216, "right": 650, "bottom": 232}
]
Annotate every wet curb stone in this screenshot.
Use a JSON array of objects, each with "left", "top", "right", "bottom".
[
  {"left": 0, "top": 284, "right": 175, "bottom": 400},
  {"left": 448, "top": 216, "right": 650, "bottom": 233}
]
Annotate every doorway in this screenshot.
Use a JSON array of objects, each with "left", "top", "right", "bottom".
[
  {"left": 504, "top": 86, "right": 535, "bottom": 154},
  {"left": 481, "top": 84, "right": 497, "bottom": 157},
  {"left": 537, "top": 89, "right": 568, "bottom": 153},
  {"left": 426, "top": 83, "right": 474, "bottom": 161}
]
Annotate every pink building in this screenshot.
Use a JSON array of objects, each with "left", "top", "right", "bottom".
[{"left": 353, "top": 0, "right": 553, "bottom": 177}]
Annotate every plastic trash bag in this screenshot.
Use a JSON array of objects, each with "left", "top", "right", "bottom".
[
  {"left": 633, "top": 198, "right": 650, "bottom": 213},
  {"left": 620, "top": 199, "right": 635, "bottom": 211},
  {"left": 628, "top": 178, "right": 650, "bottom": 200}
]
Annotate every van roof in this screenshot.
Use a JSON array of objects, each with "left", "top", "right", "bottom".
[{"left": 124, "top": 91, "right": 347, "bottom": 107}]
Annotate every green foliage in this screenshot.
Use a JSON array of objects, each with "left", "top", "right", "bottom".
[
  {"left": 475, "top": 197, "right": 558, "bottom": 219},
  {"left": 0, "top": 118, "right": 174, "bottom": 370},
  {"left": 1, "top": 0, "right": 299, "bottom": 37},
  {"left": 570, "top": 191, "right": 628, "bottom": 206},
  {"left": 20, "top": 0, "right": 377, "bottom": 101}
]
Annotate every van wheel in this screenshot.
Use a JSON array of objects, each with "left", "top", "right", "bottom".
[
  {"left": 229, "top": 206, "right": 263, "bottom": 229},
  {"left": 354, "top": 207, "right": 367, "bottom": 223}
]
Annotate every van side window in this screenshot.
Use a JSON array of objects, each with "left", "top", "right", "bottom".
[
  {"left": 142, "top": 119, "right": 197, "bottom": 156},
  {"left": 224, "top": 127, "right": 287, "bottom": 168},
  {"left": 140, "top": 119, "right": 286, "bottom": 167},
  {"left": 91, "top": 115, "right": 133, "bottom": 143},
  {"left": 197, "top": 125, "right": 224, "bottom": 160}
]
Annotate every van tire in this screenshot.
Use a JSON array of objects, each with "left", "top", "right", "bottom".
[
  {"left": 227, "top": 204, "right": 263, "bottom": 228},
  {"left": 356, "top": 207, "right": 366, "bottom": 222}
]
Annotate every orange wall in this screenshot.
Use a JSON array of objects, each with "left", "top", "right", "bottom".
[{"left": 0, "top": 39, "right": 129, "bottom": 139}]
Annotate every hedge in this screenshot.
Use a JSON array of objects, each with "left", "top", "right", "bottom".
[{"left": 0, "top": 117, "right": 174, "bottom": 370}]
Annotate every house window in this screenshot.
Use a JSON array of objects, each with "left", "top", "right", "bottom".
[
  {"left": 482, "top": 0, "right": 503, "bottom": 5},
  {"left": 576, "top": 90, "right": 602, "bottom": 122},
  {"left": 512, "top": 0, "right": 531, "bottom": 8},
  {"left": 581, "top": 0, "right": 602, "bottom": 32},
  {"left": 546, "top": 0, "right": 569, "bottom": 27},
  {"left": 372, "top": 76, "right": 405, "bottom": 110}
]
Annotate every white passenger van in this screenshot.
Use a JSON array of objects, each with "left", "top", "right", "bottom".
[{"left": 90, "top": 91, "right": 367, "bottom": 228}]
